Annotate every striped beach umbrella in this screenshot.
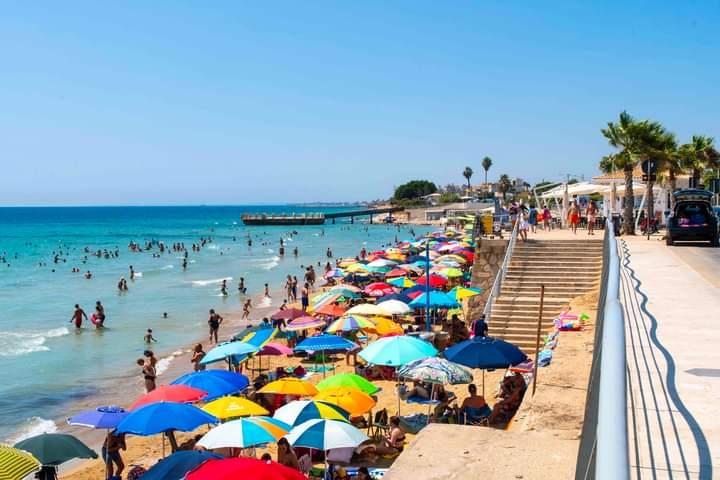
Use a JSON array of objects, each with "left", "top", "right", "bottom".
[
  {"left": 285, "top": 419, "right": 368, "bottom": 451},
  {"left": 273, "top": 400, "right": 350, "bottom": 427},
  {"left": 0, "top": 446, "right": 40, "bottom": 480},
  {"left": 325, "top": 315, "right": 374, "bottom": 333},
  {"left": 387, "top": 277, "right": 415, "bottom": 288},
  {"left": 197, "top": 417, "right": 290, "bottom": 449},
  {"left": 285, "top": 316, "right": 326, "bottom": 332},
  {"left": 398, "top": 357, "right": 473, "bottom": 385}
]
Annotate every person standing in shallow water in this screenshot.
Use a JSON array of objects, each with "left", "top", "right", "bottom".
[
  {"left": 191, "top": 343, "right": 206, "bottom": 371},
  {"left": 137, "top": 357, "right": 156, "bottom": 392},
  {"left": 70, "top": 304, "right": 87, "bottom": 328}
]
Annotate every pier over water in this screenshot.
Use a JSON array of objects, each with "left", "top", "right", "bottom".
[{"left": 241, "top": 206, "right": 404, "bottom": 225}]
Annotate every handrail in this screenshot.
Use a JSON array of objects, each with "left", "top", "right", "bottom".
[
  {"left": 483, "top": 218, "right": 520, "bottom": 322},
  {"left": 595, "top": 218, "right": 629, "bottom": 479}
]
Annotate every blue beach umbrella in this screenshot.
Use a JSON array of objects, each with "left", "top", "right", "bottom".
[
  {"left": 377, "top": 292, "right": 412, "bottom": 304},
  {"left": 116, "top": 402, "right": 217, "bottom": 436},
  {"left": 170, "top": 370, "right": 249, "bottom": 401},
  {"left": 273, "top": 400, "right": 350, "bottom": 427},
  {"left": 141, "top": 450, "right": 222, "bottom": 480},
  {"left": 200, "top": 342, "right": 259, "bottom": 365},
  {"left": 67, "top": 406, "right": 128, "bottom": 429},
  {"left": 294, "top": 334, "right": 357, "bottom": 353},
  {"left": 408, "top": 291, "right": 460, "bottom": 309},
  {"left": 443, "top": 337, "right": 527, "bottom": 369},
  {"left": 197, "top": 417, "right": 290, "bottom": 449},
  {"left": 285, "top": 419, "right": 368, "bottom": 451},
  {"left": 359, "top": 335, "right": 437, "bottom": 367}
]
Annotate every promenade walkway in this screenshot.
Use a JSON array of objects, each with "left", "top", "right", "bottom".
[{"left": 619, "top": 236, "right": 718, "bottom": 479}]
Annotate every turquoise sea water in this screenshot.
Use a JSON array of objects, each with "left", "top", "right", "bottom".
[{"left": 0, "top": 206, "right": 425, "bottom": 441}]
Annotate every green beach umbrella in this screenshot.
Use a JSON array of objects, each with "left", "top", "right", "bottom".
[
  {"left": 14, "top": 433, "right": 98, "bottom": 466},
  {"left": 0, "top": 446, "right": 40, "bottom": 480},
  {"left": 316, "top": 373, "right": 380, "bottom": 395}
]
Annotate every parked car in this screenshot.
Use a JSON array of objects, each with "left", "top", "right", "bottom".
[{"left": 666, "top": 189, "right": 719, "bottom": 246}]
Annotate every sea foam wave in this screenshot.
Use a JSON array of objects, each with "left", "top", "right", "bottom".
[
  {"left": 7, "top": 416, "right": 58, "bottom": 443},
  {"left": 191, "top": 277, "right": 232, "bottom": 287},
  {"left": 0, "top": 327, "right": 70, "bottom": 357},
  {"left": 261, "top": 256, "right": 280, "bottom": 271}
]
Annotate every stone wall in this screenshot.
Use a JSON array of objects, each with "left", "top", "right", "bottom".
[{"left": 467, "top": 238, "right": 507, "bottom": 322}]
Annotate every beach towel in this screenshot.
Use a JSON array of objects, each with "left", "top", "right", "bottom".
[
  {"left": 399, "top": 413, "right": 429, "bottom": 434},
  {"left": 538, "top": 349, "right": 553, "bottom": 367}
]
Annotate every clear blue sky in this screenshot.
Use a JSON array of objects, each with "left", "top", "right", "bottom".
[{"left": 1, "top": 1, "right": 718, "bottom": 205}]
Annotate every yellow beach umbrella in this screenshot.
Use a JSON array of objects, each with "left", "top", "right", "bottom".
[
  {"left": 364, "top": 317, "right": 404, "bottom": 337},
  {"left": 314, "top": 387, "right": 377, "bottom": 416},
  {"left": 0, "top": 446, "right": 40, "bottom": 480},
  {"left": 202, "top": 396, "right": 269, "bottom": 420},
  {"left": 345, "top": 263, "right": 369, "bottom": 273},
  {"left": 258, "top": 378, "right": 318, "bottom": 397}
]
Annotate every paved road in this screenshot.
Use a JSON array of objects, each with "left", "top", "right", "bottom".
[{"left": 620, "top": 236, "right": 719, "bottom": 479}]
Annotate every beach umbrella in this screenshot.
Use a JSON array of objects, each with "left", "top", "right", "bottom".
[
  {"left": 14, "top": 433, "right": 97, "bottom": 466},
  {"left": 437, "top": 254, "right": 468, "bottom": 264},
  {"left": 416, "top": 274, "right": 448, "bottom": 288},
  {"left": 384, "top": 267, "right": 409, "bottom": 278},
  {"left": 116, "top": 402, "right": 217, "bottom": 436},
  {"left": 258, "top": 378, "right": 318, "bottom": 397},
  {"left": 232, "top": 324, "right": 273, "bottom": 342},
  {"left": 345, "top": 263, "right": 369, "bottom": 273},
  {"left": 130, "top": 385, "right": 207, "bottom": 410},
  {"left": 325, "top": 315, "right": 374, "bottom": 333},
  {"left": 197, "top": 417, "right": 290, "bottom": 449},
  {"left": 285, "top": 419, "right": 368, "bottom": 451},
  {"left": 337, "top": 258, "right": 360, "bottom": 268},
  {"left": 140, "top": 450, "right": 222, "bottom": 480},
  {"left": 440, "top": 267, "right": 464, "bottom": 278},
  {"left": 377, "top": 292, "right": 412, "bottom": 304},
  {"left": 329, "top": 284, "right": 362, "bottom": 293},
  {"left": 367, "top": 259, "right": 398, "bottom": 267},
  {"left": 346, "top": 304, "right": 384, "bottom": 316},
  {"left": 363, "top": 282, "right": 395, "bottom": 297},
  {"left": 273, "top": 400, "right": 350, "bottom": 427},
  {"left": 170, "top": 371, "right": 249, "bottom": 401},
  {"left": 408, "top": 291, "right": 460, "bottom": 309},
  {"left": 366, "top": 265, "right": 393, "bottom": 274},
  {"left": 294, "top": 334, "right": 357, "bottom": 353},
  {"left": 271, "top": 308, "right": 307, "bottom": 321},
  {"left": 436, "top": 259, "right": 462, "bottom": 268},
  {"left": 387, "top": 277, "right": 415, "bottom": 288},
  {"left": 0, "top": 446, "right": 40, "bottom": 480},
  {"left": 314, "top": 303, "right": 347, "bottom": 317},
  {"left": 377, "top": 299, "right": 411, "bottom": 315},
  {"left": 359, "top": 336, "right": 437, "bottom": 367},
  {"left": 285, "top": 316, "right": 326, "bottom": 332},
  {"left": 448, "top": 286, "right": 482, "bottom": 301},
  {"left": 67, "top": 405, "right": 128, "bottom": 429},
  {"left": 398, "top": 357, "right": 473, "bottom": 385},
  {"left": 365, "top": 317, "right": 404, "bottom": 337},
  {"left": 200, "top": 342, "right": 259, "bottom": 365},
  {"left": 313, "top": 387, "right": 376, "bottom": 416},
  {"left": 239, "top": 327, "right": 278, "bottom": 350},
  {"left": 202, "top": 396, "right": 269, "bottom": 420},
  {"left": 443, "top": 337, "right": 528, "bottom": 395},
  {"left": 185, "top": 457, "right": 306, "bottom": 480},
  {"left": 324, "top": 268, "right": 345, "bottom": 279},
  {"left": 316, "top": 373, "right": 379, "bottom": 395},
  {"left": 259, "top": 342, "right": 293, "bottom": 356}
]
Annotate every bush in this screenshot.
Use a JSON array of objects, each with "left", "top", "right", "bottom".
[{"left": 393, "top": 180, "right": 438, "bottom": 201}]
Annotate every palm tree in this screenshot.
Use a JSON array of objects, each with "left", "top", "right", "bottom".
[
  {"left": 481, "top": 156, "right": 493, "bottom": 186},
  {"left": 600, "top": 111, "right": 667, "bottom": 235},
  {"left": 679, "top": 135, "right": 719, "bottom": 188},
  {"left": 462, "top": 167, "right": 474, "bottom": 193},
  {"left": 498, "top": 174, "right": 511, "bottom": 200}
]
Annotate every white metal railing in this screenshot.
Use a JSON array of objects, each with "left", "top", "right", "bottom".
[{"left": 483, "top": 218, "right": 520, "bottom": 321}]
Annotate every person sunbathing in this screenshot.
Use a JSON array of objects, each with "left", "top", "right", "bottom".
[
  {"left": 373, "top": 416, "right": 406, "bottom": 455},
  {"left": 401, "top": 381, "right": 430, "bottom": 400}
]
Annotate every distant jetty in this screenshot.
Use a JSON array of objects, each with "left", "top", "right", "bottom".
[{"left": 241, "top": 207, "right": 404, "bottom": 226}]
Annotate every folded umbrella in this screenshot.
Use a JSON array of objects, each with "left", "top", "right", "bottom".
[{"left": 14, "top": 433, "right": 97, "bottom": 466}]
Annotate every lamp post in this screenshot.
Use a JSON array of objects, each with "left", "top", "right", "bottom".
[{"left": 425, "top": 241, "right": 431, "bottom": 332}]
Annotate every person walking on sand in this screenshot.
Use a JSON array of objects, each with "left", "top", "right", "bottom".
[
  {"left": 70, "top": 304, "right": 88, "bottom": 328},
  {"left": 208, "top": 309, "right": 223, "bottom": 344},
  {"left": 137, "top": 358, "right": 156, "bottom": 392},
  {"left": 301, "top": 282, "right": 310, "bottom": 311},
  {"left": 191, "top": 343, "right": 206, "bottom": 371},
  {"left": 102, "top": 430, "right": 126, "bottom": 480},
  {"left": 242, "top": 299, "right": 252, "bottom": 320},
  {"left": 568, "top": 201, "right": 580, "bottom": 234},
  {"left": 586, "top": 200, "right": 598, "bottom": 235}
]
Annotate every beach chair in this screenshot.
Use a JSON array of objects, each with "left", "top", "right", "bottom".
[
  {"left": 369, "top": 408, "right": 389, "bottom": 439},
  {"left": 461, "top": 405, "right": 492, "bottom": 426}
]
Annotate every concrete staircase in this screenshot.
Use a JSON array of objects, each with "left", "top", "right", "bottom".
[{"left": 488, "top": 239, "right": 603, "bottom": 350}]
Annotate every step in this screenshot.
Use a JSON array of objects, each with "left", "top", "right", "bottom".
[
  {"left": 505, "top": 268, "right": 601, "bottom": 275},
  {"left": 495, "top": 296, "right": 569, "bottom": 304},
  {"left": 503, "top": 276, "right": 600, "bottom": 283},
  {"left": 500, "top": 287, "right": 593, "bottom": 297}
]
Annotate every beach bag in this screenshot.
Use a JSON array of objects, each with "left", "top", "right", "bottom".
[
  {"left": 127, "top": 466, "right": 146, "bottom": 480},
  {"left": 538, "top": 349, "right": 553, "bottom": 367}
]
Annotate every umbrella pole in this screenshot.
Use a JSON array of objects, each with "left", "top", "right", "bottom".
[
  {"left": 532, "top": 284, "right": 545, "bottom": 396},
  {"left": 162, "top": 434, "right": 165, "bottom": 458},
  {"left": 482, "top": 370, "right": 485, "bottom": 397}
]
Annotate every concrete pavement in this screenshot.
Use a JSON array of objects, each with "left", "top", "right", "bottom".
[{"left": 620, "top": 236, "right": 719, "bottom": 479}]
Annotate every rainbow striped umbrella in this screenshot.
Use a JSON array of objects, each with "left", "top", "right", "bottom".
[
  {"left": 0, "top": 446, "right": 40, "bottom": 480},
  {"left": 285, "top": 316, "right": 326, "bottom": 332},
  {"left": 325, "top": 315, "right": 374, "bottom": 333},
  {"left": 197, "top": 417, "right": 290, "bottom": 449}
]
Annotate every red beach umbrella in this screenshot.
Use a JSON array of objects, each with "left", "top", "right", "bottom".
[
  {"left": 416, "top": 274, "right": 448, "bottom": 288},
  {"left": 384, "top": 268, "right": 408, "bottom": 278},
  {"left": 315, "top": 303, "right": 348, "bottom": 317},
  {"left": 130, "top": 385, "right": 207, "bottom": 410},
  {"left": 270, "top": 308, "right": 306, "bottom": 321},
  {"left": 186, "top": 457, "right": 306, "bottom": 480},
  {"left": 363, "top": 282, "right": 395, "bottom": 297}
]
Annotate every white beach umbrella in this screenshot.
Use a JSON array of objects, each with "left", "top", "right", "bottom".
[
  {"left": 196, "top": 417, "right": 290, "bottom": 449},
  {"left": 377, "top": 300, "right": 411, "bottom": 316},
  {"left": 345, "top": 303, "right": 385, "bottom": 316},
  {"left": 367, "top": 259, "right": 398, "bottom": 268}
]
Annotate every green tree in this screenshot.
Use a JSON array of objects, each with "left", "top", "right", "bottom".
[
  {"left": 462, "top": 167, "right": 474, "bottom": 192},
  {"left": 498, "top": 174, "right": 511, "bottom": 200},
  {"left": 600, "top": 111, "right": 668, "bottom": 234},
  {"left": 679, "top": 135, "right": 719, "bottom": 188},
  {"left": 393, "top": 180, "right": 438, "bottom": 201},
  {"left": 481, "top": 156, "right": 493, "bottom": 185}
]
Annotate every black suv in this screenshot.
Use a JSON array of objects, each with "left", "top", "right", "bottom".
[{"left": 666, "top": 189, "right": 719, "bottom": 246}]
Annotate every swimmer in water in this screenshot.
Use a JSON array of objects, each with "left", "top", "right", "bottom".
[
  {"left": 94, "top": 301, "right": 106, "bottom": 328},
  {"left": 221, "top": 280, "right": 228, "bottom": 296},
  {"left": 144, "top": 328, "right": 158, "bottom": 344},
  {"left": 70, "top": 304, "right": 88, "bottom": 328},
  {"left": 129, "top": 265, "right": 135, "bottom": 280}
]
